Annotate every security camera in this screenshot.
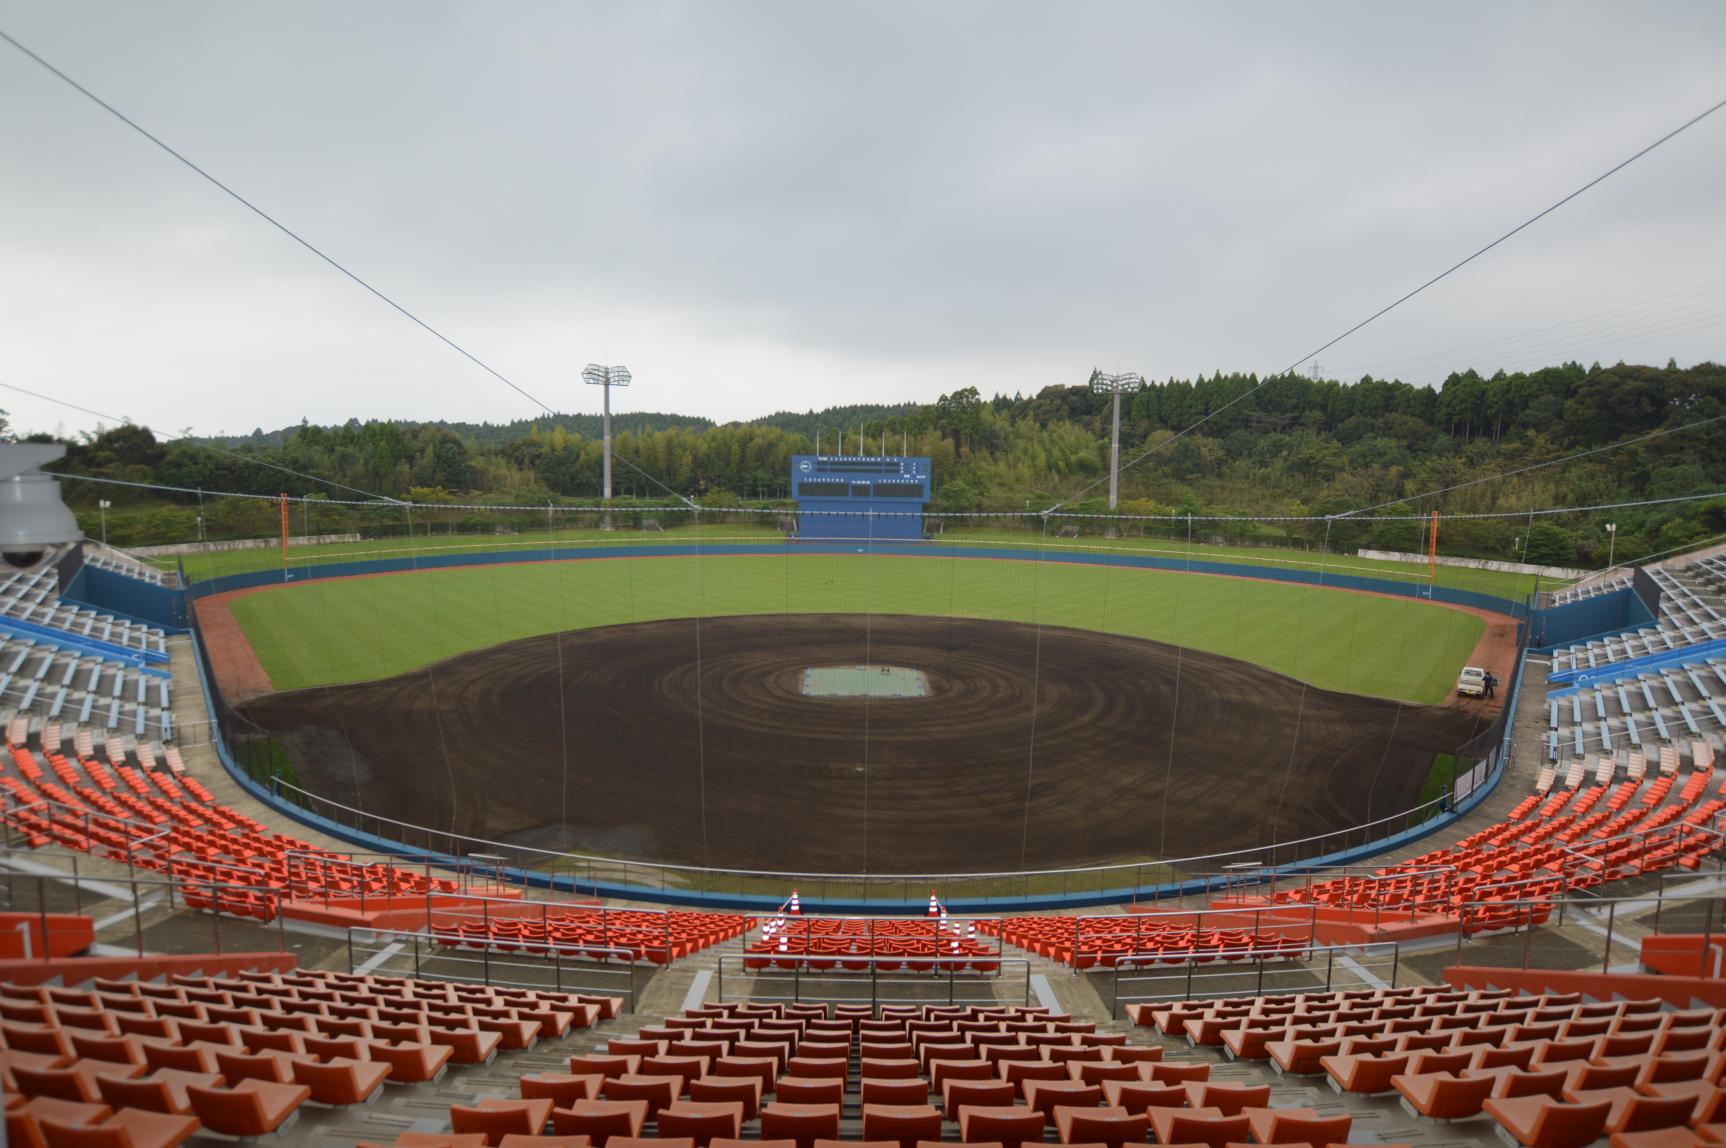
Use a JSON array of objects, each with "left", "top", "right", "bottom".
[{"left": 0, "top": 444, "right": 82, "bottom": 574}]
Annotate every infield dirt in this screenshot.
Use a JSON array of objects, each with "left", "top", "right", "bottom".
[{"left": 237, "top": 614, "right": 1492, "bottom": 873}]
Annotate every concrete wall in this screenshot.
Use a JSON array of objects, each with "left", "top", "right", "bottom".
[
  {"left": 128, "top": 533, "right": 361, "bottom": 557},
  {"left": 1356, "top": 549, "right": 1587, "bottom": 580}
]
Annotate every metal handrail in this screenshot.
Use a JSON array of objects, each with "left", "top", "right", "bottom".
[
  {"left": 265, "top": 774, "right": 1461, "bottom": 885},
  {"left": 1108, "top": 939, "right": 1401, "bottom": 1016},
  {"left": 344, "top": 927, "right": 646, "bottom": 1008},
  {"left": 713, "top": 953, "right": 1031, "bottom": 1008}
]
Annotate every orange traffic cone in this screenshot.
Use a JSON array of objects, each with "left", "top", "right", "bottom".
[
  {"left": 927, "top": 889, "right": 940, "bottom": 917},
  {"left": 790, "top": 889, "right": 801, "bottom": 915}
]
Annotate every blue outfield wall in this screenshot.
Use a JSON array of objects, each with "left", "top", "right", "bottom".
[
  {"left": 185, "top": 540, "right": 1532, "bottom": 621},
  {"left": 62, "top": 565, "right": 189, "bottom": 633}
]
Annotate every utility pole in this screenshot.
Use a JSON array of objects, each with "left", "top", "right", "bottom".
[{"left": 1088, "top": 370, "right": 1145, "bottom": 511}]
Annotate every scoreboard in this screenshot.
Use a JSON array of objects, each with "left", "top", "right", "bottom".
[{"left": 791, "top": 455, "right": 931, "bottom": 541}]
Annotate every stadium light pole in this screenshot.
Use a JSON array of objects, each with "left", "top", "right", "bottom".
[
  {"left": 581, "top": 363, "right": 632, "bottom": 522},
  {"left": 1088, "top": 370, "right": 1144, "bottom": 510},
  {"left": 1605, "top": 522, "right": 1617, "bottom": 570}
]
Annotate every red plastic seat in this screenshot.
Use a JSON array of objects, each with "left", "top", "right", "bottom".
[
  {"left": 1483, "top": 1095, "right": 1612, "bottom": 1148},
  {"left": 944, "top": 1079, "right": 1017, "bottom": 1121},
  {"left": 955, "top": 1104, "right": 1045, "bottom": 1148},
  {"left": 1052, "top": 1104, "right": 1148, "bottom": 1148},
  {"left": 449, "top": 1098, "right": 555, "bottom": 1146},
  {"left": 37, "top": 1111, "right": 199, "bottom": 1148},
  {"left": 1148, "top": 1106, "right": 1251, "bottom": 1148},
  {"left": 687, "top": 1076, "right": 763, "bottom": 1121},
  {"left": 185, "top": 1079, "right": 311, "bottom": 1137},
  {"left": 549, "top": 1098, "right": 649, "bottom": 1145},
  {"left": 1182, "top": 1081, "right": 1271, "bottom": 1116},
  {"left": 366, "top": 1040, "right": 453, "bottom": 1084},
  {"left": 759, "top": 1102, "right": 842, "bottom": 1148},
  {"left": 293, "top": 1057, "right": 392, "bottom": 1106},
  {"left": 657, "top": 1101, "right": 744, "bottom": 1147},
  {"left": 859, "top": 1080, "right": 928, "bottom": 1107},
  {"left": 861, "top": 1104, "right": 942, "bottom": 1148},
  {"left": 520, "top": 1073, "right": 606, "bottom": 1109},
  {"left": 1244, "top": 1105, "right": 1353, "bottom": 1148},
  {"left": 1393, "top": 1070, "right": 1496, "bottom": 1119},
  {"left": 1321, "top": 1052, "right": 1409, "bottom": 1095}
]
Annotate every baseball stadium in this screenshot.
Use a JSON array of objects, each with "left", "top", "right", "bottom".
[{"left": 3, "top": 7, "right": 1725, "bottom": 1148}]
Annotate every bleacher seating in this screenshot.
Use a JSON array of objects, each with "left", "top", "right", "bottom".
[
  {"left": 434, "top": 908, "right": 749, "bottom": 965},
  {"left": 1127, "top": 983, "right": 1724, "bottom": 1146},
  {"left": 80, "top": 553, "right": 172, "bottom": 589},
  {"left": 1, "top": 962, "right": 622, "bottom": 1147},
  {"left": 743, "top": 917, "right": 999, "bottom": 971},
  {"left": 0, "top": 725, "right": 745, "bottom": 965},
  {"left": 1548, "top": 574, "right": 1632, "bottom": 607},
  {"left": 979, "top": 915, "right": 1312, "bottom": 970},
  {"left": 1545, "top": 651, "right": 1726, "bottom": 767},
  {"left": 0, "top": 570, "right": 167, "bottom": 660},
  {"left": 0, "top": 634, "right": 171, "bottom": 742},
  {"left": 1257, "top": 766, "right": 1725, "bottom": 927}
]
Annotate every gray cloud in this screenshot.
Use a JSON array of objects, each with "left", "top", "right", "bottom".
[{"left": 1, "top": 0, "right": 1722, "bottom": 437}]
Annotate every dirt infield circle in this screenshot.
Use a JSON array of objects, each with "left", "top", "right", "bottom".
[{"left": 239, "top": 614, "right": 1489, "bottom": 874}]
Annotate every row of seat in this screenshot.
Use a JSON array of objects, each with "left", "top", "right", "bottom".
[
  {"left": 4, "top": 727, "right": 752, "bottom": 966},
  {"left": 1131, "top": 984, "right": 1726, "bottom": 1148},
  {"left": 458, "top": 995, "right": 1360, "bottom": 1148},
  {"left": 434, "top": 910, "right": 749, "bottom": 965},
  {"left": 1259, "top": 765, "right": 1723, "bottom": 921},
  {"left": 2, "top": 964, "right": 623, "bottom": 1148},
  {"left": 978, "top": 918, "right": 1312, "bottom": 970}
]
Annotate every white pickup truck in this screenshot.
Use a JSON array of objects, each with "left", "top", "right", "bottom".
[{"left": 1456, "top": 666, "right": 1488, "bottom": 697}]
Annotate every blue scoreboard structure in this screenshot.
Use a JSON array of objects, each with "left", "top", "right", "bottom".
[{"left": 791, "top": 455, "right": 931, "bottom": 541}]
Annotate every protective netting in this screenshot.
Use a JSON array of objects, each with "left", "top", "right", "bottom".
[{"left": 177, "top": 502, "right": 1532, "bottom": 896}]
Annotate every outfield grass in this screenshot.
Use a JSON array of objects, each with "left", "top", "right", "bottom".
[
  {"left": 164, "top": 522, "right": 786, "bottom": 581},
  {"left": 226, "top": 553, "right": 1484, "bottom": 704},
  {"left": 173, "top": 519, "right": 1551, "bottom": 601},
  {"left": 935, "top": 528, "right": 1552, "bottom": 601}
]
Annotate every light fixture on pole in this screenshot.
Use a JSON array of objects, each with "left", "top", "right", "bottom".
[
  {"left": 98, "top": 500, "right": 112, "bottom": 546},
  {"left": 581, "top": 363, "right": 632, "bottom": 516},
  {"left": 1605, "top": 522, "right": 1618, "bottom": 570},
  {"left": 1088, "top": 370, "right": 1144, "bottom": 510}
]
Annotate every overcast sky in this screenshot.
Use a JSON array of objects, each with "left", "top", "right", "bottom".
[{"left": 1, "top": 1, "right": 1723, "bottom": 440}]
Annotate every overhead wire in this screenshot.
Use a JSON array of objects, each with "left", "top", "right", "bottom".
[
  {"left": 1334, "top": 412, "right": 1726, "bottom": 519},
  {"left": 1043, "top": 92, "right": 1726, "bottom": 514},
  {"left": 1325, "top": 276, "right": 1726, "bottom": 378},
  {"left": 0, "top": 27, "right": 556, "bottom": 419},
  {"left": 0, "top": 380, "right": 403, "bottom": 503},
  {"left": 0, "top": 27, "right": 699, "bottom": 510},
  {"left": 47, "top": 468, "right": 1726, "bottom": 522}
]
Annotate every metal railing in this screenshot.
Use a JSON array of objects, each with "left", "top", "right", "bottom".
[
  {"left": 0, "top": 866, "right": 291, "bottom": 958},
  {"left": 1453, "top": 882, "right": 1726, "bottom": 977},
  {"left": 343, "top": 927, "right": 645, "bottom": 1009},
  {"left": 1107, "top": 940, "right": 1402, "bottom": 1017},
  {"left": 715, "top": 953, "right": 1030, "bottom": 1009},
  {"left": 246, "top": 773, "right": 1477, "bottom": 909}
]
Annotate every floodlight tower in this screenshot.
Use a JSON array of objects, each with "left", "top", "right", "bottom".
[
  {"left": 581, "top": 363, "right": 632, "bottom": 507},
  {"left": 1089, "top": 369, "right": 1144, "bottom": 510}
]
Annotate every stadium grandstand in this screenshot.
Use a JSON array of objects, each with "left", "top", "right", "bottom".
[
  {"left": 1, "top": 530, "right": 1723, "bottom": 1147},
  {"left": 4, "top": 8, "right": 1724, "bottom": 1146}
]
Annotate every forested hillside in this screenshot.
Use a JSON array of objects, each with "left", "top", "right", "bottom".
[{"left": 37, "top": 359, "right": 1726, "bottom": 568}]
